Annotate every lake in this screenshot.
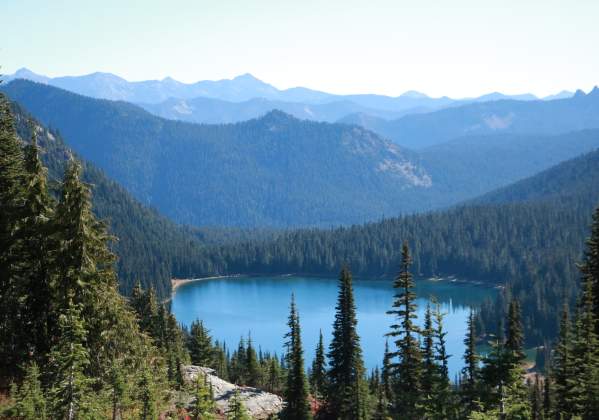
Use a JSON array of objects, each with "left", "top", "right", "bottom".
[{"left": 171, "top": 275, "right": 495, "bottom": 379}]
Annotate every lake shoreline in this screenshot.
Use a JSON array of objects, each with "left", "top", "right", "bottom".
[{"left": 170, "top": 272, "right": 502, "bottom": 298}]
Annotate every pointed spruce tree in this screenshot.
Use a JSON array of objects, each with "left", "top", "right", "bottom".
[
  {"left": 309, "top": 329, "right": 327, "bottom": 399},
  {"left": 283, "top": 294, "right": 312, "bottom": 420},
  {"left": 0, "top": 95, "right": 27, "bottom": 379},
  {"left": 327, "top": 266, "right": 370, "bottom": 420},
  {"left": 461, "top": 309, "right": 479, "bottom": 413},
  {"left": 386, "top": 242, "right": 422, "bottom": 418}
]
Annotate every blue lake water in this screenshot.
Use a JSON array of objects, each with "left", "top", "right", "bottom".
[{"left": 171, "top": 275, "right": 495, "bottom": 379}]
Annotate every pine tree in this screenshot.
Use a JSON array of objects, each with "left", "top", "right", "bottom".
[
  {"left": 17, "top": 131, "right": 56, "bottom": 366},
  {"left": 54, "top": 160, "right": 116, "bottom": 310},
  {"left": 571, "top": 280, "right": 599, "bottom": 418},
  {"left": 138, "top": 367, "right": 157, "bottom": 420},
  {"left": 0, "top": 94, "right": 27, "bottom": 378},
  {"left": 421, "top": 303, "right": 437, "bottom": 417},
  {"left": 10, "top": 362, "right": 47, "bottom": 419},
  {"left": 386, "top": 242, "right": 422, "bottom": 418},
  {"left": 461, "top": 310, "right": 479, "bottom": 412},
  {"left": 381, "top": 339, "right": 392, "bottom": 403},
  {"left": 530, "top": 374, "right": 543, "bottom": 420},
  {"left": 226, "top": 389, "right": 251, "bottom": 420},
  {"left": 48, "top": 301, "right": 95, "bottom": 420},
  {"left": 327, "top": 267, "right": 370, "bottom": 420},
  {"left": 309, "top": 329, "right": 327, "bottom": 399},
  {"left": 189, "top": 320, "right": 213, "bottom": 366},
  {"left": 283, "top": 294, "right": 312, "bottom": 420},
  {"left": 579, "top": 206, "right": 599, "bottom": 334},
  {"left": 246, "top": 335, "right": 261, "bottom": 387},
  {"left": 553, "top": 306, "right": 576, "bottom": 417},
  {"left": 189, "top": 372, "right": 216, "bottom": 420},
  {"left": 433, "top": 300, "right": 453, "bottom": 419}
]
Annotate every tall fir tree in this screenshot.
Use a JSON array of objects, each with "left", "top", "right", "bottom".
[
  {"left": 327, "top": 267, "right": 370, "bottom": 420},
  {"left": 226, "top": 389, "right": 251, "bottom": 420},
  {"left": 17, "top": 131, "right": 56, "bottom": 365},
  {"left": 421, "top": 303, "right": 437, "bottom": 417},
  {"left": 189, "top": 372, "right": 216, "bottom": 420},
  {"left": 0, "top": 94, "right": 27, "bottom": 378},
  {"left": 433, "top": 300, "right": 453, "bottom": 419},
  {"left": 309, "top": 329, "right": 327, "bottom": 399},
  {"left": 189, "top": 320, "right": 213, "bottom": 366},
  {"left": 553, "top": 306, "right": 576, "bottom": 417},
  {"left": 386, "top": 242, "right": 422, "bottom": 418},
  {"left": 571, "top": 280, "right": 599, "bottom": 418},
  {"left": 461, "top": 309, "right": 480, "bottom": 413},
  {"left": 246, "top": 335, "right": 261, "bottom": 387},
  {"left": 579, "top": 206, "right": 599, "bottom": 334},
  {"left": 283, "top": 294, "right": 312, "bottom": 420},
  {"left": 9, "top": 362, "right": 47, "bottom": 419},
  {"left": 47, "top": 301, "right": 95, "bottom": 420}
]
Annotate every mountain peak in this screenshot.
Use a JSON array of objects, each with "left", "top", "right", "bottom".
[
  {"left": 261, "top": 109, "right": 295, "bottom": 122},
  {"left": 574, "top": 89, "right": 586, "bottom": 98},
  {"left": 233, "top": 73, "right": 262, "bottom": 82},
  {"left": 400, "top": 90, "right": 429, "bottom": 99}
]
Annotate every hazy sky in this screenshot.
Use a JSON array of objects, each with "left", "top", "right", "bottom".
[{"left": 2, "top": 0, "right": 598, "bottom": 98}]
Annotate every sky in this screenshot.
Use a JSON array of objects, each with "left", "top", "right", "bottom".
[{"left": 2, "top": 0, "right": 598, "bottom": 98}]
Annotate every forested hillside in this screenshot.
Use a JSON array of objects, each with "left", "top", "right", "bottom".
[
  {"left": 341, "top": 88, "right": 599, "bottom": 149},
  {"left": 194, "top": 150, "right": 599, "bottom": 344},
  {"left": 8, "top": 101, "right": 210, "bottom": 297},
  {"left": 6, "top": 80, "right": 599, "bottom": 229},
  {"left": 419, "top": 130, "right": 599, "bottom": 201},
  {"left": 2, "top": 80, "right": 432, "bottom": 227}
]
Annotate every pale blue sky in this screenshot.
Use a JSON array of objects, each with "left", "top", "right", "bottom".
[{"left": 2, "top": 0, "right": 598, "bottom": 97}]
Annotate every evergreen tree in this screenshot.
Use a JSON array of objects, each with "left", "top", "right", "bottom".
[
  {"left": 189, "top": 372, "right": 216, "bottom": 420},
  {"left": 226, "top": 389, "right": 251, "bottom": 420},
  {"left": 17, "top": 132, "right": 56, "bottom": 365},
  {"left": 283, "top": 294, "right": 312, "bottom": 420},
  {"left": 54, "top": 160, "right": 116, "bottom": 309},
  {"left": 579, "top": 206, "right": 599, "bottom": 334},
  {"left": 421, "top": 303, "right": 437, "bottom": 417},
  {"left": 327, "top": 267, "right": 370, "bottom": 420},
  {"left": 189, "top": 319, "right": 213, "bottom": 366},
  {"left": 530, "top": 374, "right": 543, "bottom": 420},
  {"left": 9, "top": 362, "right": 47, "bottom": 419},
  {"left": 246, "top": 335, "right": 261, "bottom": 387},
  {"left": 381, "top": 339, "right": 392, "bottom": 403},
  {"left": 386, "top": 243, "right": 422, "bottom": 418},
  {"left": 138, "top": 368, "right": 157, "bottom": 420},
  {"left": 553, "top": 306, "right": 576, "bottom": 417},
  {"left": 309, "top": 329, "right": 327, "bottom": 399},
  {"left": 461, "top": 310, "right": 479, "bottom": 412},
  {"left": 0, "top": 94, "right": 26, "bottom": 378},
  {"left": 48, "top": 302, "right": 95, "bottom": 420},
  {"left": 433, "top": 300, "right": 453, "bottom": 419},
  {"left": 571, "top": 279, "right": 599, "bottom": 418}
]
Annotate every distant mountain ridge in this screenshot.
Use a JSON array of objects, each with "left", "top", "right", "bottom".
[
  {"left": 5, "top": 67, "right": 573, "bottom": 112},
  {"left": 2, "top": 79, "right": 435, "bottom": 227},
  {"left": 340, "top": 87, "right": 599, "bottom": 149}
]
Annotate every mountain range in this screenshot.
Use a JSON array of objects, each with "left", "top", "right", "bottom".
[
  {"left": 3, "top": 79, "right": 599, "bottom": 228},
  {"left": 4, "top": 68, "right": 574, "bottom": 124},
  {"left": 340, "top": 87, "right": 599, "bottom": 149}
]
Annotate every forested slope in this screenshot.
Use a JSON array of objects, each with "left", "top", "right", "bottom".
[
  {"left": 196, "top": 150, "right": 599, "bottom": 343},
  {"left": 9, "top": 101, "right": 210, "bottom": 297}
]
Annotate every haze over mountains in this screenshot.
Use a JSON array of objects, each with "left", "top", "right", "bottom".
[
  {"left": 2, "top": 78, "right": 599, "bottom": 228},
  {"left": 5, "top": 68, "right": 575, "bottom": 127}
]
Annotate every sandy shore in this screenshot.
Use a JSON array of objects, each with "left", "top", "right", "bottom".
[{"left": 171, "top": 275, "right": 243, "bottom": 293}]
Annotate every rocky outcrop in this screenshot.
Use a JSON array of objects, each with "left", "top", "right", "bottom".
[{"left": 182, "top": 365, "right": 284, "bottom": 419}]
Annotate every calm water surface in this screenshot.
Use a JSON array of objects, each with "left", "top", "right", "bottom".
[{"left": 171, "top": 276, "right": 495, "bottom": 378}]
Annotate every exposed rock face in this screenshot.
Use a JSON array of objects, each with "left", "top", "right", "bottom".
[{"left": 182, "top": 365, "right": 284, "bottom": 419}]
